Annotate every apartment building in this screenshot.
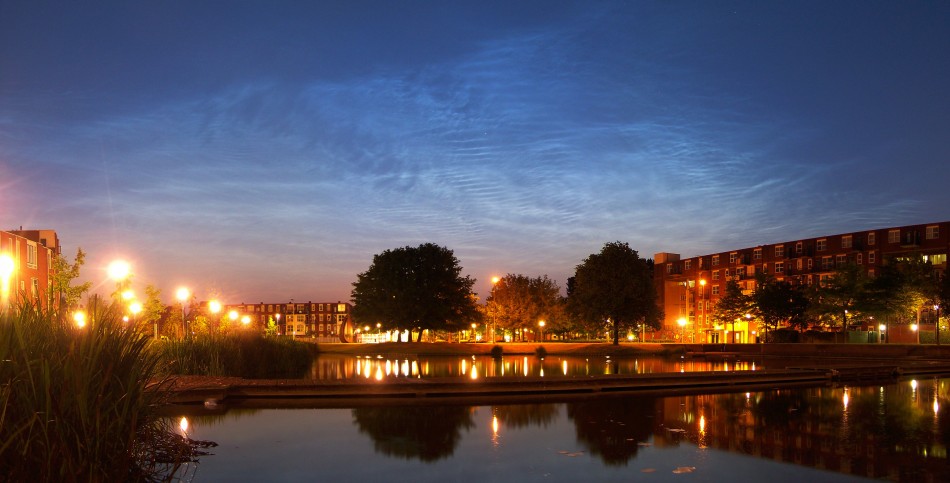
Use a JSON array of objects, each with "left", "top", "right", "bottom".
[
  {"left": 0, "top": 228, "right": 60, "bottom": 310},
  {"left": 654, "top": 221, "right": 949, "bottom": 343},
  {"left": 223, "top": 301, "right": 353, "bottom": 341}
]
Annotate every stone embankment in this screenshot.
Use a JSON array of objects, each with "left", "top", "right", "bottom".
[{"left": 164, "top": 342, "right": 950, "bottom": 407}]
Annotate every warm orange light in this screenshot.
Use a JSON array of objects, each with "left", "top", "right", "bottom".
[
  {"left": 491, "top": 276, "right": 501, "bottom": 284},
  {"left": 176, "top": 287, "right": 190, "bottom": 302},
  {"left": 129, "top": 301, "right": 142, "bottom": 315},
  {"left": 107, "top": 260, "right": 131, "bottom": 281},
  {"left": 228, "top": 310, "right": 239, "bottom": 321},
  {"left": 73, "top": 311, "right": 87, "bottom": 328},
  {"left": 241, "top": 315, "right": 250, "bottom": 325},
  {"left": 700, "top": 279, "right": 706, "bottom": 286},
  {"left": 209, "top": 300, "right": 222, "bottom": 314},
  {"left": 0, "top": 254, "right": 14, "bottom": 279},
  {"left": 121, "top": 289, "right": 134, "bottom": 300}
]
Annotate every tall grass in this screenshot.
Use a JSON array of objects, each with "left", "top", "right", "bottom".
[
  {"left": 158, "top": 333, "right": 316, "bottom": 379},
  {"left": 0, "top": 302, "right": 196, "bottom": 481}
]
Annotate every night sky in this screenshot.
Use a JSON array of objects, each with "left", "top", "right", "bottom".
[{"left": 2, "top": 1, "right": 949, "bottom": 304}]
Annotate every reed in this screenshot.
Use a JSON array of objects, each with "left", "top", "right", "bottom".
[
  {"left": 0, "top": 302, "right": 194, "bottom": 482},
  {"left": 158, "top": 333, "right": 316, "bottom": 379}
]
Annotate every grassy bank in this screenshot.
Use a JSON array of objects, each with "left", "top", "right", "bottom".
[
  {"left": 0, "top": 304, "right": 200, "bottom": 481},
  {"left": 158, "top": 334, "right": 316, "bottom": 378},
  {"left": 313, "top": 341, "right": 684, "bottom": 357}
]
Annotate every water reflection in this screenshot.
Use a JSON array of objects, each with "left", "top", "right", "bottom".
[
  {"left": 312, "top": 354, "right": 761, "bottom": 381},
  {"left": 181, "top": 378, "right": 950, "bottom": 481}
]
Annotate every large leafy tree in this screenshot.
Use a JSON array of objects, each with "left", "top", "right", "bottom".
[
  {"left": 488, "top": 274, "right": 562, "bottom": 341},
  {"left": 711, "top": 280, "right": 753, "bottom": 341},
  {"left": 752, "top": 275, "right": 809, "bottom": 337},
  {"left": 351, "top": 243, "right": 479, "bottom": 342},
  {"left": 808, "top": 263, "right": 872, "bottom": 330},
  {"left": 568, "top": 242, "right": 660, "bottom": 345},
  {"left": 49, "top": 247, "right": 91, "bottom": 311}
]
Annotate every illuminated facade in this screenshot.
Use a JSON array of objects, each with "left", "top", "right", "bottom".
[
  {"left": 223, "top": 301, "right": 352, "bottom": 341},
  {"left": 654, "top": 221, "right": 950, "bottom": 343},
  {"left": 0, "top": 229, "right": 60, "bottom": 310}
]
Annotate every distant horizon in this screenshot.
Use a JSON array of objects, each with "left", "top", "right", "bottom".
[{"left": 3, "top": 2, "right": 949, "bottom": 304}]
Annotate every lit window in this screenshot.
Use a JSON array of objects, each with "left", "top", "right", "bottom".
[
  {"left": 816, "top": 239, "right": 827, "bottom": 251},
  {"left": 775, "top": 245, "right": 785, "bottom": 258},
  {"left": 888, "top": 230, "right": 900, "bottom": 243},
  {"left": 926, "top": 225, "right": 939, "bottom": 239},
  {"left": 841, "top": 235, "right": 852, "bottom": 249},
  {"left": 338, "top": 304, "right": 347, "bottom": 312},
  {"left": 796, "top": 259, "right": 802, "bottom": 270},
  {"left": 729, "top": 252, "right": 738, "bottom": 264}
]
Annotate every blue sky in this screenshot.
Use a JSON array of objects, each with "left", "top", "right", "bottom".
[{"left": 2, "top": 1, "right": 949, "bottom": 304}]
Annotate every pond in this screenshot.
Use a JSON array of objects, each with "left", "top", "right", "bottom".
[
  {"left": 175, "top": 377, "right": 950, "bottom": 482},
  {"left": 306, "top": 354, "right": 762, "bottom": 380}
]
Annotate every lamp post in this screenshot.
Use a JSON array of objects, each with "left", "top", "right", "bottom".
[
  {"left": 912, "top": 323, "right": 920, "bottom": 344},
  {"left": 878, "top": 323, "right": 886, "bottom": 344},
  {"left": 490, "top": 276, "right": 500, "bottom": 343},
  {"left": 176, "top": 287, "right": 190, "bottom": 339},
  {"left": 129, "top": 301, "right": 142, "bottom": 327},
  {"left": 677, "top": 317, "right": 687, "bottom": 342},
  {"left": 538, "top": 320, "right": 545, "bottom": 342},
  {"left": 699, "top": 279, "right": 707, "bottom": 342},
  {"left": 935, "top": 305, "right": 941, "bottom": 346}
]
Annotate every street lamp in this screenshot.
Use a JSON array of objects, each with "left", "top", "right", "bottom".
[
  {"left": 538, "top": 320, "right": 545, "bottom": 342},
  {"left": 490, "top": 276, "right": 501, "bottom": 343},
  {"left": 472, "top": 322, "right": 478, "bottom": 342},
  {"left": 176, "top": 287, "right": 190, "bottom": 339},
  {"left": 912, "top": 323, "right": 920, "bottom": 344},
  {"left": 699, "top": 279, "right": 707, "bottom": 341},
  {"left": 209, "top": 300, "right": 222, "bottom": 334},
  {"left": 677, "top": 317, "right": 687, "bottom": 341},
  {"left": 107, "top": 260, "right": 131, "bottom": 282},
  {"left": 935, "top": 305, "right": 941, "bottom": 346},
  {"left": 229, "top": 310, "right": 239, "bottom": 324},
  {"left": 73, "top": 311, "right": 87, "bottom": 328},
  {"left": 878, "top": 323, "right": 886, "bottom": 344}
]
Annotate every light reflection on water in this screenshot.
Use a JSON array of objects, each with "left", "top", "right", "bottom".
[
  {"left": 314, "top": 354, "right": 759, "bottom": 380},
  {"left": 179, "top": 378, "right": 950, "bottom": 482}
]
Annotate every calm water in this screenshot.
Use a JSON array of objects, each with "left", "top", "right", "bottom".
[
  {"left": 307, "top": 354, "right": 762, "bottom": 380},
  {"left": 176, "top": 377, "right": 950, "bottom": 482}
]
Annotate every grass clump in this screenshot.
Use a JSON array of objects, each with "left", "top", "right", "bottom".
[
  {"left": 0, "top": 302, "right": 201, "bottom": 481},
  {"left": 158, "top": 333, "right": 316, "bottom": 379}
]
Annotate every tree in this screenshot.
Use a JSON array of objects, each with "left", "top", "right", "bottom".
[
  {"left": 568, "top": 242, "right": 660, "bottom": 345},
  {"left": 351, "top": 243, "right": 480, "bottom": 342},
  {"left": 711, "top": 280, "right": 753, "bottom": 342},
  {"left": 488, "top": 274, "right": 562, "bottom": 341},
  {"left": 752, "top": 275, "right": 809, "bottom": 337},
  {"left": 49, "top": 248, "right": 91, "bottom": 311},
  {"left": 808, "top": 263, "right": 872, "bottom": 330},
  {"left": 139, "top": 284, "right": 164, "bottom": 337}
]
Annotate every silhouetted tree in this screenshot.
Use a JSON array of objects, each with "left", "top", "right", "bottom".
[
  {"left": 352, "top": 406, "right": 474, "bottom": 461},
  {"left": 567, "top": 397, "right": 656, "bottom": 465},
  {"left": 351, "top": 243, "right": 479, "bottom": 341},
  {"left": 752, "top": 275, "right": 809, "bottom": 336},
  {"left": 568, "top": 242, "right": 660, "bottom": 345}
]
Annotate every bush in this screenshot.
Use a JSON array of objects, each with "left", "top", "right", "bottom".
[
  {"left": 158, "top": 333, "right": 315, "bottom": 379},
  {"left": 0, "top": 302, "right": 196, "bottom": 481},
  {"left": 490, "top": 344, "right": 503, "bottom": 359},
  {"left": 534, "top": 345, "right": 547, "bottom": 358},
  {"left": 770, "top": 328, "right": 801, "bottom": 343}
]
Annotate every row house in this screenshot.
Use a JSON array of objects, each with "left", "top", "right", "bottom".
[
  {"left": 0, "top": 228, "right": 60, "bottom": 310},
  {"left": 654, "top": 221, "right": 949, "bottom": 343},
  {"left": 223, "top": 301, "right": 352, "bottom": 340}
]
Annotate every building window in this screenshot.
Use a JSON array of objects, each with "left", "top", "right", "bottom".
[
  {"left": 337, "top": 304, "right": 347, "bottom": 312},
  {"left": 729, "top": 252, "right": 738, "bottom": 264},
  {"left": 736, "top": 267, "right": 746, "bottom": 278},
  {"left": 857, "top": 253, "right": 863, "bottom": 264},
  {"left": 724, "top": 269, "right": 730, "bottom": 278},
  {"left": 712, "top": 255, "right": 719, "bottom": 266},
  {"left": 753, "top": 248, "right": 762, "bottom": 261},
  {"left": 795, "top": 242, "right": 803, "bottom": 254},
  {"left": 841, "top": 235, "right": 852, "bottom": 249},
  {"left": 711, "top": 286, "right": 719, "bottom": 296},
  {"left": 712, "top": 270, "right": 719, "bottom": 281},
  {"left": 869, "top": 251, "right": 876, "bottom": 264},
  {"left": 666, "top": 263, "right": 673, "bottom": 274},
  {"left": 27, "top": 243, "right": 37, "bottom": 269},
  {"left": 816, "top": 239, "right": 827, "bottom": 251},
  {"left": 684, "top": 259, "right": 691, "bottom": 271},
  {"left": 927, "top": 225, "right": 939, "bottom": 239},
  {"left": 867, "top": 232, "right": 875, "bottom": 245},
  {"left": 888, "top": 229, "right": 900, "bottom": 243},
  {"left": 807, "top": 258, "right": 813, "bottom": 270},
  {"left": 32, "top": 278, "right": 39, "bottom": 299},
  {"left": 760, "top": 264, "right": 767, "bottom": 274},
  {"left": 775, "top": 262, "right": 784, "bottom": 274},
  {"left": 319, "top": 304, "right": 325, "bottom": 311},
  {"left": 836, "top": 254, "right": 847, "bottom": 266},
  {"left": 796, "top": 259, "right": 802, "bottom": 270},
  {"left": 821, "top": 256, "right": 833, "bottom": 270},
  {"left": 869, "top": 268, "right": 876, "bottom": 278},
  {"left": 775, "top": 245, "right": 785, "bottom": 258}
]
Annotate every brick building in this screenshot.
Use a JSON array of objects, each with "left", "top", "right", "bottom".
[
  {"left": 654, "top": 221, "right": 949, "bottom": 343},
  {"left": 0, "top": 228, "right": 60, "bottom": 310},
  {"left": 223, "top": 301, "right": 353, "bottom": 341}
]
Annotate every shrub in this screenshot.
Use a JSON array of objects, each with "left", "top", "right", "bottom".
[
  {"left": 490, "top": 344, "right": 503, "bottom": 359},
  {"left": 0, "top": 302, "right": 197, "bottom": 481},
  {"left": 534, "top": 345, "right": 547, "bottom": 358}
]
